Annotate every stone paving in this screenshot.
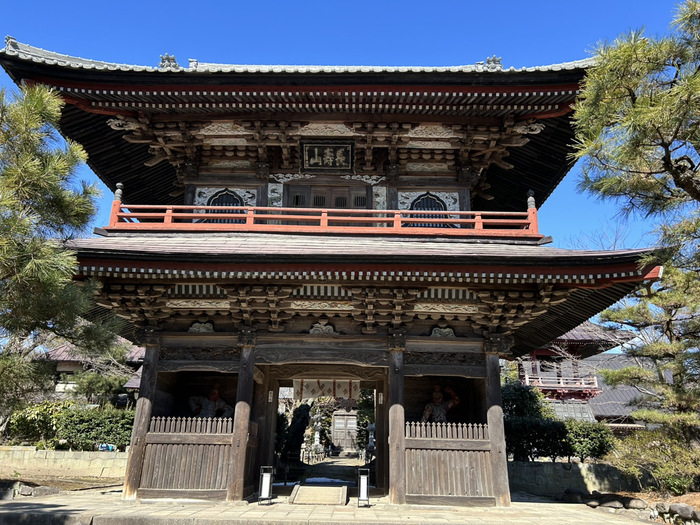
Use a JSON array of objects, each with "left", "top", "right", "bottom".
[
  {"left": 0, "top": 486, "right": 652, "bottom": 524},
  {"left": 0, "top": 457, "right": 652, "bottom": 524}
]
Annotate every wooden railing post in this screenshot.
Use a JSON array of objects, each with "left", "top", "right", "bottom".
[
  {"left": 246, "top": 208, "right": 255, "bottom": 226},
  {"left": 474, "top": 212, "right": 483, "bottom": 232},
  {"left": 109, "top": 182, "right": 124, "bottom": 227},
  {"left": 393, "top": 211, "right": 402, "bottom": 230},
  {"left": 320, "top": 209, "right": 328, "bottom": 228},
  {"left": 164, "top": 207, "right": 173, "bottom": 225},
  {"left": 527, "top": 190, "right": 539, "bottom": 234}
]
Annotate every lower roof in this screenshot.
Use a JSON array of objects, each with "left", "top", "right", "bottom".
[{"left": 69, "top": 232, "right": 660, "bottom": 356}]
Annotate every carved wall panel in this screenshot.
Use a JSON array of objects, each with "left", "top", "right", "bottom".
[
  {"left": 398, "top": 191, "right": 459, "bottom": 211},
  {"left": 193, "top": 187, "right": 257, "bottom": 207}
]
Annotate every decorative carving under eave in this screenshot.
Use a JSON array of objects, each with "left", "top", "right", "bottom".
[
  {"left": 349, "top": 287, "right": 421, "bottom": 334},
  {"left": 513, "top": 122, "right": 546, "bottom": 135},
  {"left": 95, "top": 284, "right": 175, "bottom": 325},
  {"left": 340, "top": 174, "right": 386, "bottom": 185},
  {"left": 297, "top": 123, "right": 355, "bottom": 136},
  {"left": 222, "top": 285, "right": 300, "bottom": 333},
  {"left": 309, "top": 319, "right": 337, "bottom": 335},
  {"left": 469, "top": 285, "right": 571, "bottom": 335},
  {"left": 485, "top": 333, "right": 515, "bottom": 358},
  {"left": 256, "top": 162, "right": 270, "bottom": 180},
  {"left": 160, "top": 346, "right": 240, "bottom": 361},
  {"left": 431, "top": 327, "right": 456, "bottom": 338},
  {"left": 188, "top": 322, "right": 214, "bottom": 333},
  {"left": 237, "top": 328, "right": 257, "bottom": 348},
  {"left": 404, "top": 351, "right": 485, "bottom": 367},
  {"left": 269, "top": 173, "right": 316, "bottom": 184},
  {"left": 407, "top": 125, "right": 460, "bottom": 139},
  {"left": 167, "top": 299, "right": 231, "bottom": 309},
  {"left": 107, "top": 118, "right": 141, "bottom": 131},
  {"left": 388, "top": 329, "right": 407, "bottom": 352}
]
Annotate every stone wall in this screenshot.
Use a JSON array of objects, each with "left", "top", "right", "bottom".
[
  {"left": 0, "top": 446, "right": 127, "bottom": 479},
  {"left": 508, "top": 461, "right": 641, "bottom": 496}
]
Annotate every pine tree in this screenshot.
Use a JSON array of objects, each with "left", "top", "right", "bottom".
[
  {"left": 573, "top": 2, "right": 700, "bottom": 491},
  {"left": 0, "top": 85, "right": 117, "bottom": 431}
]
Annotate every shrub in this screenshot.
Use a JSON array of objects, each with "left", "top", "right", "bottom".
[
  {"left": 505, "top": 416, "right": 569, "bottom": 461},
  {"left": 607, "top": 428, "right": 700, "bottom": 495},
  {"left": 502, "top": 383, "right": 553, "bottom": 419},
  {"left": 564, "top": 420, "right": 614, "bottom": 462},
  {"left": 54, "top": 407, "right": 134, "bottom": 451},
  {"left": 8, "top": 401, "right": 73, "bottom": 448}
]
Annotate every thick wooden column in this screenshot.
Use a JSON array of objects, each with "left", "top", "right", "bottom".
[
  {"left": 227, "top": 329, "right": 256, "bottom": 501},
  {"left": 123, "top": 327, "right": 160, "bottom": 500},
  {"left": 258, "top": 374, "right": 279, "bottom": 468},
  {"left": 387, "top": 330, "right": 406, "bottom": 505},
  {"left": 375, "top": 378, "right": 388, "bottom": 493},
  {"left": 485, "top": 334, "right": 513, "bottom": 507}
]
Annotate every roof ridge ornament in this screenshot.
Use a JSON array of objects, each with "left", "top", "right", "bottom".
[
  {"left": 159, "top": 53, "right": 180, "bottom": 71},
  {"left": 4, "top": 36, "right": 18, "bottom": 52},
  {"left": 475, "top": 55, "right": 503, "bottom": 72}
]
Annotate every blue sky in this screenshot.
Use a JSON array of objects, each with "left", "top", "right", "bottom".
[{"left": 0, "top": 0, "right": 680, "bottom": 248}]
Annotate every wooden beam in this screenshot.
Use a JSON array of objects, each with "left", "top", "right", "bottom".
[{"left": 123, "top": 328, "right": 160, "bottom": 500}]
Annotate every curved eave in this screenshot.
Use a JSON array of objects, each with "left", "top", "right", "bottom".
[{"left": 1, "top": 41, "right": 586, "bottom": 210}]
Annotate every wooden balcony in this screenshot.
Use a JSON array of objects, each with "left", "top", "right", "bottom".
[
  {"left": 521, "top": 375, "right": 601, "bottom": 400},
  {"left": 522, "top": 376, "right": 599, "bottom": 390},
  {"left": 105, "top": 199, "right": 542, "bottom": 239}
]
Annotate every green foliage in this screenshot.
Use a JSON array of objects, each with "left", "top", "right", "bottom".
[
  {"left": 70, "top": 370, "right": 131, "bottom": 407},
  {"left": 0, "top": 354, "right": 55, "bottom": 432},
  {"left": 0, "top": 85, "right": 124, "bottom": 430},
  {"left": 502, "top": 382, "right": 553, "bottom": 419},
  {"left": 573, "top": 0, "right": 700, "bottom": 217},
  {"left": 275, "top": 412, "right": 288, "bottom": 456},
  {"left": 7, "top": 402, "right": 133, "bottom": 451},
  {"left": 608, "top": 427, "right": 700, "bottom": 495},
  {"left": 0, "top": 84, "right": 98, "bottom": 337},
  {"left": 282, "top": 403, "right": 310, "bottom": 462},
  {"left": 503, "top": 384, "right": 612, "bottom": 463},
  {"left": 355, "top": 389, "right": 375, "bottom": 450},
  {"left": 598, "top": 265, "right": 700, "bottom": 430},
  {"left": 564, "top": 420, "right": 615, "bottom": 462},
  {"left": 54, "top": 407, "right": 134, "bottom": 451},
  {"left": 8, "top": 400, "right": 73, "bottom": 447},
  {"left": 505, "top": 417, "right": 569, "bottom": 462}
]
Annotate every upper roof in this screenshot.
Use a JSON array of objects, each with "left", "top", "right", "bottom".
[
  {"left": 0, "top": 37, "right": 590, "bottom": 211},
  {"left": 1, "top": 36, "right": 593, "bottom": 76}
]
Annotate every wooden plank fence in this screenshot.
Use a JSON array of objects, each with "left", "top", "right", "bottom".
[
  {"left": 404, "top": 422, "right": 495, "bottom": 506},
  {"left": 137, "top": 416, "right": 257, "bottom": 500}
]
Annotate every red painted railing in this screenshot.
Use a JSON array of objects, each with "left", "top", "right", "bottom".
[{"left": 105, "top": 200, "right": 541, "bottom": 239}]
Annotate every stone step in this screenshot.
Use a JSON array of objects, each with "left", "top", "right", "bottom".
[{"left": 289, "top": 484, "right": 347, "bottom": 505}]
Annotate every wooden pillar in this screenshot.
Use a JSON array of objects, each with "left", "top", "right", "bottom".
[
  {"left": 123, "top": 327, "right": 160, "bottom": 500},
  {"left": 375, "top": 378, "right": 389, "bottom": 493},
  {"left": 227, "top": 329, "right": 256, "bottom": 501},
  {"left": 258, "top": 374, "right": 279, "bottom": 468},
  {"left": 387, "top": 330, "right": 406, "bottom": 505},
  {"left": 485, "top": 334, "right": 513, "bottom": 507}
]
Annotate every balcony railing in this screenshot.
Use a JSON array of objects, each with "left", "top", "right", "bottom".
[
  {"left": 522, "top": 376, "right": 599, "bottom": 390},
  {"left": 105, "top": 198, "right": 541, "bottom": 239}
]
